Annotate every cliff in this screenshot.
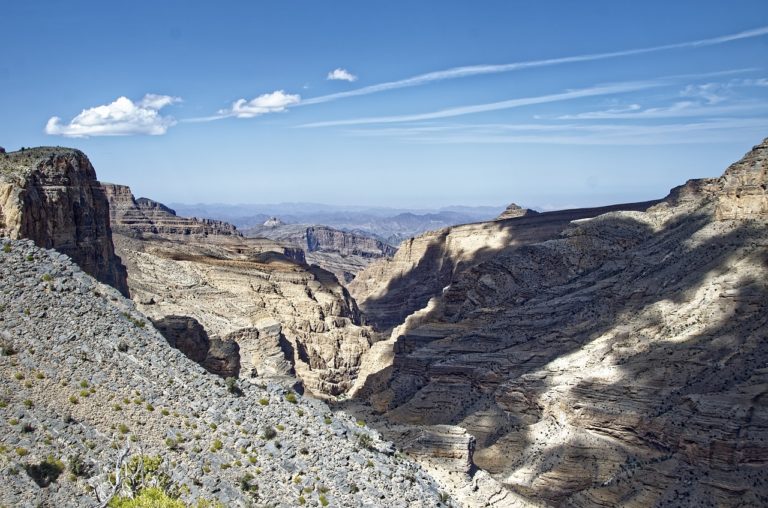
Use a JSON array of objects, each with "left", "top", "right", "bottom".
[
  {"left": 0, "top": 147, "right": 129, "bottom": 296},
  {"left": 244, "top": 222, "right": 397, "bottom": 283},
  {"left": 102, "top": 183, "right": 240, "bottom": 237},
  {"left": 107, "top": 185, "right": 374, "bottom": 397},
  {"left": 347, "top": 138, "right": 768, "bottom": 506}
]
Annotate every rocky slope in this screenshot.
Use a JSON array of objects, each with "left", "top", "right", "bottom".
[
  {"left": 347, "top": 139, "right": 768, "bottom": 506},
  {"left": 0, "top": 148, "right": 129, "bottom": 296},
  {"left": 0, "top": 238, "right": 448, "bottom": 507},
  {"left": 245, "top": 221, "right": 397, "bottom": 283},
  {"left": 106, "top": 184, "right": 374, "bottom": 397},
  {"left": 349, "top": 199, "right": 660, "bottom": 331}
]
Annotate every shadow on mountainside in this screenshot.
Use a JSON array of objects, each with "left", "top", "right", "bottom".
[
  {"left": 356, "top": 200, "right": 661, "bottom": 333},
  {"left": 340, "top": 204, "right": 768, "bottom": 505}
]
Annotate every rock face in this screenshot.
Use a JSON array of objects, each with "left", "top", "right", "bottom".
[
  {"left": 349, "top": 139, "right": 768, "bottom": 506},
  {"left": 244, "top": 222, "right": 397, "bottom": 283},
  {"left": 151, "top": 315, "right": 211, "bottom": 364},
  {"left": 0, "top": 148, "right": 129, "bottom": 296},
  {"left": 349, "top": 199, "right": 660, "bottom": 331},
  {"left": 102, "top": 183, "right": 239, "bottom": 237},
  {"left": 0, "top": 239, "right": 447, "bottom": 507},
  {"left": 107, "top": 185, "right": 373, "bottom": 397}
]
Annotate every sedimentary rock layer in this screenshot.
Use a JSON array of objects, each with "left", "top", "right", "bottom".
[
  {"left": 351, "top": 139, "right": 768, "bottom": 506},
  {"left": 0, "top": 148, "right": 129, "bottom": 295}
]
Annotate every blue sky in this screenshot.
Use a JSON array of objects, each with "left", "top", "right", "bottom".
[{"left": 1, "top": 1, "right": 767, "bottom": 209}]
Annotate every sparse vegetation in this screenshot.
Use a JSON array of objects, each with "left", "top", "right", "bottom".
[
  {"left": 258, "top": 398, "right": 269, "bottom": 406},
  {"left": 210, "top": 439, "right": 223, "bottom": 452}
]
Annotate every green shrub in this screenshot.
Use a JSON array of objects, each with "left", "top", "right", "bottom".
[
  {"left": 319, "top": 494, "right": 329, "bottom": 506},
  {"left": 108, "top": 487, "right": 185, "bottom": 508},
  {"left": 210, "top": 439, "right": 223, "bottom": 452},
  {"left": 258, "top": 398, "right": 269, "bottom": 406},
  {"left": 118, "top": 424, "right": 130, "bottom": 434},
  {"left": 2, "top": 244, "right": 10, "bottom": 253},
  {"left": 41, "top": 274, "right": 53, "bottom": 282},
  {"left": 285, "top": 392, "right": 298, "bottom": 404},
  {"left": 69, "top": 395, "right": 78, "bottom": 404},
  {"left": 225, "top": 377, "right": 243, "bottom": 396},
  {"left": 68, "top": 454, "right": 90, "bottom": 478}
]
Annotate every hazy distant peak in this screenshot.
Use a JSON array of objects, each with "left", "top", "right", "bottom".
[{"left": 263, "top": 216, "right": 284, "bottom": 227}]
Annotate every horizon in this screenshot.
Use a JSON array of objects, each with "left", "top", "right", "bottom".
[{"left": 2, "top": 1, "right": 767, "bottom": 208}]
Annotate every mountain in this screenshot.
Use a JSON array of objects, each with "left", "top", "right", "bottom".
[
  {"left": 171, "top": 203, "right": 505, "bottom": 245},
  {"left": 345, "top": 138, "right": 768, "bottom": 506}
]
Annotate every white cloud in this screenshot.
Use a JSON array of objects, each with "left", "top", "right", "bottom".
[
  {"left": 298, "top": 26, "right": 768, "bottom": 106},
  {"left": 45, "top": 94, "right": 181, "bottom": 137},
  {"left": 218, "top": 90, "right": 301, "bottom": 119},
  {"left": 327, "top": 68, "right": 358, "bottom": 82}
]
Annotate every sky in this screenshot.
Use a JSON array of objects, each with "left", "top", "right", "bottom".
[{"left": 1, "top": 1, "right": 767, "bottom": 209}]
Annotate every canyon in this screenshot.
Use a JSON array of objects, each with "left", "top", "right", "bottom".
[{"left": 1, "top": 139, "right": 766, "bottom": 507}]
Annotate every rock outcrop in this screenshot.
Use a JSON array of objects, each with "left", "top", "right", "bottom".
[
  {"left": 0, "top": 239, "right": 448, "bottom": 507},
  {"left": 107, "top": 185, "right": 373, "bottom": 397},
  {"left": 348, "top": 138, "right": 768, "bottom": 506},
  {"left": 495, "top": 203, "right": 539, "bottom": 220},
  {"left": 244, "top": 222, "right": 397, "bottom": 283},
  {"left": 0, "top": 148, "right": 129, "bottom": 296}
]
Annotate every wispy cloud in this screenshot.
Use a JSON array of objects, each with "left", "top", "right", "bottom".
[
  {"left": 554, "top": 101, "right": 767, "bottom": 120},
  {"left": 45, "top": 94, "right": 181, "bottom": 137},
  {"left": 348, "top": 118, "right": 768, "bottom": 145},
  {"left": 327, "top": 68, "right": 357, "bottom": 82},
  {"left": 300, "top": 79, "right": 676, "bottom": 127},
  {"left": 299, "top": 26, "right": 768, "bottom": 106}
]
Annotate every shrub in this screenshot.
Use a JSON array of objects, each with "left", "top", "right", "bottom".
[
  {"left": 2, "top": 244, "right": 10, "bottom": 253},
  {"left": 275, "top": 424, "right": 285, "bottom": 431},
  {"left": 41, "top": 274, "right": 53, "bottom": 282},
  {"left": 210, "top": 439, "right": 222, "bottom": 452},
  {"left": 356, "top": 419, "right": 366, "bottom": 427},
  {"left": 285, "top": 392, "right": 298, "bottom": 404},
  {"left": 319, "top": 494, "right": 329, "bottom": 506},
  {"left": 225, "top": 377, "right": 243, "bottom": 396},
  {"left": 146, "top": 403, "right": 155, "bottom": 412},
  {"left": 108, "top": 487, "right": 185, "bottom": 508},
  {"left": 69, "top": 395, "right": 78, "bottom": 404},
  {"left": 258, "top": 398, "right": 269, "bottom": 406},
  {"left": 68, "top": 454, "right": 91, "bottom": 478},
  {"left": 79, "top": 380, "right": 89, "bottom": 388},
  {"left": 118, "top": 424, "right": 129, "bottom": 434},
  {"left": 324, "top": 417, "right": 332, "bottom": 425},
  {"left": 23, "top": 399, "right": 33, "bottom": 409},
  {"left": 25, "top": 456, "right": 64, "bottom": 487}
]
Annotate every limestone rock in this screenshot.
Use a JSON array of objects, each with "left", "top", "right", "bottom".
[
  {"left": 107, "top": 185, "right": 374, "bottom": 397},
  {"left": 0, "top": 147, "right": 129, "bottom": 295},
  {"left": 351, "top": 138, "right": 768, "bottom": 506},
  {"left": 244, "top": 222, "right": 397, "bottom": 283},
  {"left": 0, "top": 239, "right": 446, "bottom": 507}
]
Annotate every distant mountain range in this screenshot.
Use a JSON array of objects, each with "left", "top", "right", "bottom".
[{"left": 170, "top": 202, "right": 507, "bottom": 245}]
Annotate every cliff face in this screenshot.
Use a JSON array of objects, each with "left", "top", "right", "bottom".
[
  {"left": 108, "top": 185, "right": 373, "bottom": 396},
  {"left": 0, "top": 147, "right": 129, "bottom": 296},
  {"left": 102, "top": 183, "right": 240, "bottom": 237},
  {"left": 349, "top": 199, "right": 659, "bottom": 331},
  {"left": 245, "top": 222, "right": 396, "bottom": 283},
  {"left": 348, "top": 139, "right": 768, "bottom": 506}
]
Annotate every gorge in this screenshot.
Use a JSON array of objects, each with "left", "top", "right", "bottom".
[{"left": 1, "top": 139, "right": 766, "bottom": 507}]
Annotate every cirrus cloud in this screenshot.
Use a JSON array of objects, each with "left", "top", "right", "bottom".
[
  {"left": 45, "top": 94, "right": 181, "bottom": 137},
  {"left": 327, "top": 68, "right": 357, "bottom": 82}
]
